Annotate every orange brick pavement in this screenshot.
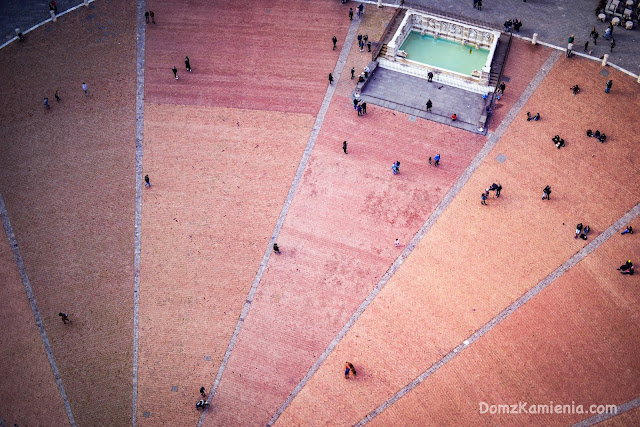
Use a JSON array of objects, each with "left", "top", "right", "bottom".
[{"left": 368, "top": 217, "right": 640, "bottom": 427}]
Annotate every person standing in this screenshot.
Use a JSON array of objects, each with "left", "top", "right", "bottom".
[
  {"left": 496, "top": 184, "right": 502, "bottom": 197},
  {"left": 395, "top": 238, "right": 400, "bottom": 247},
  {"left": 610, "top": 38, "right": 615, "bottom": 52},
  {"left": 473, "top": 0, "right": 478, "bottom": 8},
  {"left": 367, "top": 41, "right": 372, "bottom": 52},
  {"left": 542, "top": 185, "right": 551, "bottom": 200},
  {"left": 350, "top": 67, "right": 355, "bottom": 79},
  {"left": 185, "top": 56, "right": 192, "bottom": 72},
  {"left": 359, "top": 39, "right": 364, "bottom": 52},
  {"left": 593, "top": 29, "right": 599, "bottom": 45},
  {"left": 349, "top": 8, "right": 353, "bottom": 21},
  {"left": 499, "top": 81, "right": 506, "bottom": 94},
  {"left": 200, "top": 387, "right": 206, "bottom": 398},
  {"left": 605, "top": 79, "right": 612, "bottom": 93},
  {"left": 145, "top": 11, "right": 149, "bottom": 23},
  {"left": 427, "top": 71, "right": 433, "bottom": 82},
  {"left": 566, "top": 41, "right": 573, "bottom": 57},
  {"left": 55, "top": 89, "right": 61, "bottom": 102},
  {"left": 343, "top": 141, "right": 347, "bottom": 154},
  {"left": 150, "top": 11, "right": 155, "bottom": 24},
  {"left": 477, "top": 0, "right": 482, "bottom": 10},
  {"left": 358, "top": 4, "right": 363, "bottom": 18},
  {"left": 82, "top": 82, "right": 88, "bottom": 95},
  {"left": 434, "top": 153, "right": 440, "bottom": 166},
  {"left": 273, "top": 243, "right": 280, "bottom": 254},
  {"left": 172, "top": 66, "right": 178, "bottom": 79},
  {"left": 43, "top": 97, "right": 50, "bottom": 110},
  {"left": 59, "top": 312, "right": 70, "bottom": 324},
  {"left": 357, "top": 104, "right": 362, "bottom": 116},
  {"left": 361, "top": 102, "right": 367, "bottom": 114},
  {"left": 344, "top": 363, "right": 351, "bottom": 378},
  {"left": 332, "top": 35, "right": 337, "bottom": 50},
  {"left": 426, "top": 99, "right": 432, "bottom": 112},
  {"left": 481, "top": 193, "right": 487, "bottom": 205},
  {"left": 144, "top": 174, "right": 151, "bottom": 187},
  {"left": 328, "top": 73, "right": 334, "bottom": 85}
]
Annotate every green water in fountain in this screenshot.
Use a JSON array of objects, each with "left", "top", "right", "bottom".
[{"left": 399, "top": 31, "right": 490, "bottom": 76}]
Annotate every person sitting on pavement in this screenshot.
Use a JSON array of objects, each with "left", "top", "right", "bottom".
[
  {"left": 617, "top": 260, "right": 633, "bottom": 271},
  {"left": 587, "top": 129, "right": 593, "bottom": 137},
  {"left": 598, "top": 133, "right": 606, "bottom": 143},
  {"left": 621, "top": 226, "right": 633, "bottom": 235}
]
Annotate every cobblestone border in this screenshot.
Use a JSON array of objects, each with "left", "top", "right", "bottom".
[
  {"left": 0, "top": 193, "right": 77, "bottom": 426},
  {"left": 0, "top": 1, "right": 95, "bottom": 51},
  {"left": 357, "top": 202, "right": 639, "bottom": 425},
  {"left": 197, "top": 14, "right": 363, "bottom": 427},
  {"left": 131, "top": 1, "right": 145, "bottom": 427},
  {"left": 572, "top": 396, "right": 640, "bottom": 426},
  {"left": 266, "top": 49, "right": 562, "bottom": 426}
]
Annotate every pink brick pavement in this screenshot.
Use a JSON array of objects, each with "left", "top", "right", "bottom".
[
  {"left": 277, "top": 52, "right": 640, "bottom": 426},
  {"left": 205, "top": 82, "right": 486, "bottom": 427},
  {"left": 369, "top": 217, "right": 640, "bottom": 427},
  {"left": 0, "top": 232, "right": 69, "bottom": 427},
  {"left": 144, "top": 0, "right": 350, "bottom": 114},
  {"left": 0, "top": 0, "right": 137, "bottom": 425}
]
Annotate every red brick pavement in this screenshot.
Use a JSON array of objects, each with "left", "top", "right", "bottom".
[
  {"left": 0, "top": 0, "right": 137, "bottom": 425},
  {"left": 136, "top": 104, "right": 315, "bottom": 425},
  {"left": 205, "top": 85, "right": 486, "bottom": 426},
  {"left": 369, "top": 217, "right": 640, "bottom": 427},
  {"left": 489, "top": 38, "right": 551, "bottom": 132},
  {"left": 144, "top": 0, "right": 351, "bottom": 114},
  {"left": 277, "top": 52, "right": 640, "bottom": 426},
  {"left": 0, "top": 234, "right": 69, "bottom": 426},
  {"left": 600, "top": 406, "right": 640, "bottom": 426}
]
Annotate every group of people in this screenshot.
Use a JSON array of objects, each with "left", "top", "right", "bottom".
[
  {"left": 503, "top": 18, "right": 523, "bottom": 32},
  {"left": 526, "top": 112, "right": 540, "bottom": 121},
  {"left": 574, "top": 223, "right": 591, "bottom": 240},
  {"left": 353, "top": 98, "right": 367, "bottom": 116},
  {"left": 552, "top": 135, "right": 566, "bottom": 149},
  {"left": 428, "top": 154, "right": 441, "bottom": 166},
  {"left": 481, "top": 183, "right": 502, "bottom": 205},
  {"left": 586, "top": 129, "right": 607, "bottom": 143},
  {"left": 357, "top": 33, "right": 371, "bottom": 52},
  {"left": 171, "top": 57, "right": 192, "bottom": 80},
  {"left": 472, "top": 0, "right": 483, "bottom": 10}
]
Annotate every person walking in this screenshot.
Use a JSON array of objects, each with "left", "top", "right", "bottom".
[
  {"left": 566, "top": 41, "right": 573, "bottom": 57},
  {"left": 185, "top": 56, "right": 192, "bottom": 72},
  {"left": 584, "top": 41, "right": 589, "bottom": 52},
  {"left": 357, "top": 104, "right": 362, "bottom": 116},
  {"left": 473, "top": 0, "right": 478, "bottom": 8},
  {"left": 43, "top": 97, "right": 50, "bottom": 110},
  {"left": 593, "top": 29, "right": 599, "bottom": 45},
  {"left": 332, "top": 35, "right": 337, "bottom": 50},
  {"left": 145, "top": 11, "right": 149, "bottom": 23},
  {"left": 361, "top": 102, "right": 367, "bottom": 114},
  {"left": 343, "top": 141, "right": 347, "bottom": 154},
  {"left": 172, "top": 66, "right": 178, "bottom": 79},
  {"left": 481, "top": 193, "right": 487, "bottom": 205},
  {"left": 82, "top": 82, "right": 88, "bottom": 95},
  {"left": 200, "top": 387, "right": 206, "bottom": 398},
  {"left": 605, "top": 79, "right": 612, "bottom": 93},
  {"left": 477, "top": 0, "right": 482, "bottom": 11},
  {"left": 359, "top": 39, "right": 364, "bottom": 52},
  {"left": 357, "top": 3, "right": 363, "bottom": 18},
  {"left": 344, "top": 363, "right": 351, "bottom": 378},
  {"left": 349, "top": 8, "right": 353, "bottom": 21},
  {"left": 144, "top": 174, "right": 151, "bottom": 187},
  {"left": 427, "top": 71, "right": 433, "bottom": 82},
  {"left": 426, "top": 99, "right": 432, "bottom": 112},
  {"left": 273, "top": 243, "right": 280, "bottom": 254},
  {"left": 395, "top": 238, "right": 400, "bottom": 247},
  {"left": 434, "top": 153, "right": 440, "bottom": 166},
  {"left": 428, "top": 156, "right": 432, "bottom": 166},
  {"left": 610, "top": 38, "right": 615, "bottom": 52},
  {"left": 328, "top": 73, "right": 334, "bottom": 85},
  {"left": 59, "top": 312, "right": 70, "bottom": 324},
  {"left": 499, "top": 81, "right": 506, "bottom": 95},
  {"left": 542, "top": 185, "right": 551, "bottom": 200},
  {"left": 55, "top": 89, "right": 61, "bottom": 102},
  {"left": 496, "top": 183, "right": 502, "bottom": 197},
  {"left": 150, "top": 11, "right": 155, "bottom": 24},
  {"left": 350, "top": 67, "right": 355, "bottom": 79}
]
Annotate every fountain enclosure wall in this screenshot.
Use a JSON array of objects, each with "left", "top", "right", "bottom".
[{"left": 380, "top": 9, "right": 501, "bottom": 94}]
